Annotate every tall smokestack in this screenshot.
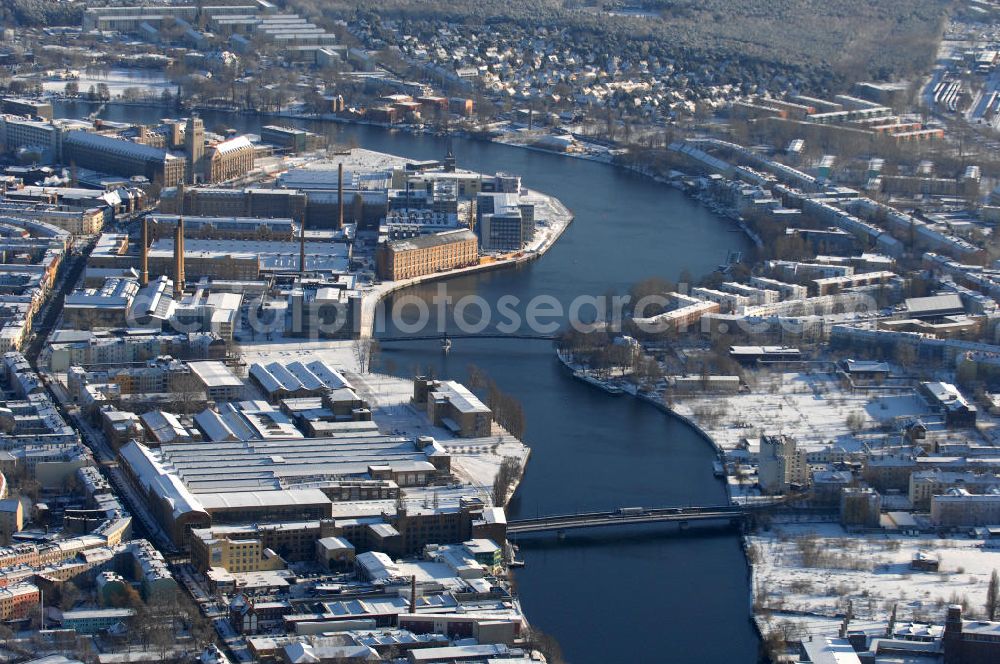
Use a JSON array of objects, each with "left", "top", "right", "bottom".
[
  {"left": 410, "top": 575, "right": 417, "bottom": 614},
  {"left": 140, "top": 218, "right": 149, "bottom": 286},
  {"left": 173, "top": 217, "right": 185, "bottom": 297},
  {"left": 299, "top": 216, "right": 306, "bottom": 275},
  {"left": 338, "top": 162, "right": 344, "bottom": 230},
  {"left": 179, "top": 216, "right": 185, "bottom": 291}
]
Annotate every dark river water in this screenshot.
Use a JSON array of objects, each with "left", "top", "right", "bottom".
[{"left": 57, "top": 101, "right": 759, "bottom": 662}]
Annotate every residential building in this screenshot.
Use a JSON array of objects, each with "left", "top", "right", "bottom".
[
  {"left": 920, "top": 382, "right": 977, "bottom": 428},
  {"left": 758, "top": 434, "right": 807, "bottom": 494},
  {"left": 0, "top": 498, "right": 23, "bottom": 545},
  {"left": 0, "top": 583, "right": 39, "bottom": 620},
  {"left": 931, "top": 487, "right": 1000, "bottom": 527},
  {"left": 840, "top": 487, "right": 882, "bottom": 527},
  {"left": 909, "top": 470, "right": 1000, "bottom": 509}
]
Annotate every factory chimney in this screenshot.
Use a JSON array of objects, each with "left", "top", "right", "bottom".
[
  {"left": 173, "top": 217, "right": 185, "bottom": 297},
  {"left": 410, "top": 575, "right": 417, "bottom": 614},
  {"left": 337, "top": 162, "right": 344, "bottom": 229},
  {"left": 299, "top": 215, "right": 306, "bottom": 275},
  {"left": 140, "top": 217, "right": 149, "bottom": 286}
]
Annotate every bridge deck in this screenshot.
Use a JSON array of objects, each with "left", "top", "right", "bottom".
[
  {"left": 378, "top": 333, "right": 556, "bottom": 342},
  {"left": 506, "top": 505, "right": 751, "bottom": 535}
]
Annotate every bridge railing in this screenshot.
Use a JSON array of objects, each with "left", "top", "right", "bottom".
[{"left": 506, "top": 502, "right": 770, "bottom": 526}]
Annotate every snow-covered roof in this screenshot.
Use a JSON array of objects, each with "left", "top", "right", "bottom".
[
  {"left": 63, "top": 130, "right": 178, "bottom": 162},
  {"left": 430, "top": 380, "right": 489, "bottom": 414},
  {"left": 210, "top": 135, "right": 253, "bottom": 155},
  {"left": 194, "top": 409, "right": 239, "bottom": 442},
  {"left": 356, "top": 550, "right": 396, "bottom": 580},
  {"left": 118, "top": 440, "right": 207, "bottom": 520}
]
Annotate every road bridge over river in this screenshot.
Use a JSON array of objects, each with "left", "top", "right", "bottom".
[{"left": 506, "top": 500, "right": 804, "bottom": 535}]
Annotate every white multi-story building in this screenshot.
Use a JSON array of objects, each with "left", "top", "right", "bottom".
[{"left": 758, "top": 434, "right": 808, "bottom": 494}]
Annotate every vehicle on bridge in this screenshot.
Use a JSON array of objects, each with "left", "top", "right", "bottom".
[{"left": 614, "top": 506, "right": 645, "bottom": 517}]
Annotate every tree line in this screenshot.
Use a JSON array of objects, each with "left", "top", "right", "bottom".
[{"left": 466, "top": 363, "right": 526, "bottom": 439}]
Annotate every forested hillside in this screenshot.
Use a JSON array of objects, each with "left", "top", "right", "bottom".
[{"left": 296, "top": 0, "right": 950, "bottom": 91}]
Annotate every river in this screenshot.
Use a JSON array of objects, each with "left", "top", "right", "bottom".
[{"left": 55, "top": 101, "right": 759, "bottom": 662}]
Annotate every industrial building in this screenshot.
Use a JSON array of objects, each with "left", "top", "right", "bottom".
[
  {"left": 0, "top": 98, "right": 52, "bottom": 121},
  {"left": 413, "top": 378, "right": 492, "bottom": 438},
  {"left": 61, "top": 131, "right": 185, "bottom": 187},
  {"left": 159, "top": 186, "right": 307, "bottom": 222},
  {"left": 248, "top": 359, "right": 354, "bottom": 403},
  {"left": 186, "top": 361, "right": 244, "bottom": 401},
  {"left": 0, "top": 115, "right": 60, "bottom": 161},
  {"left": 146, "top": 237, "right": 349, "bottom": 281},
  {"left": 62, "top": 277, "right": 141, "bottom": 330},
  {"left": 286, "top": 284, "right": 361, "bottom": 338},
  {"left": 116, "top": 416, "right": 458, "bottom": 548},
  {"left": 204, "top": 136, "right": 255, "bottom": 183},
  {"left": 260, "top": 125, "right": 326, "bottom": 153},
  {"left": 145, "top": 214, "right": 296, "bottom": 241},
  {"left": 376, "top": 229, "right": 478, "bottom": 281},
  {"left": 919, "top": 381, "right": 977, "bottom": 428}
]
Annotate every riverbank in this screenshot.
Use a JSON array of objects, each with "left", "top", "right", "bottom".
[
  {"left": 358, "top": 185, "right": 574, "bottom": 338},
  {"left": 56, "top": 96, "right": 756, "bottom": 254},
  {"left": 554, "top": 350, "right": 727, "bottom": 475},
  {"left": 55, "top": 97, "right": 760, "bottom": 662}
]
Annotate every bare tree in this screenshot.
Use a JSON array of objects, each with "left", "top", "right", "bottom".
[
  {"left": 987, "top": 569, "right": 999, "bottom": 621},
  {"left": 491, "top": 456, "right": 520, "bottom": 506},
  {"left": 353, "top": 338, "right": 379, "bottom": 373}
]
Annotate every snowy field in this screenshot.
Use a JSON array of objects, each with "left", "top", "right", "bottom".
[
  {"left": 42, "top": 69, "right": 172, "bottom": 96},
  {"left": 672, "top": 371, "right": 935, "bottom": 453},
  {"left": 751, "top": 522, "right": 1000, "bottom": 631}
]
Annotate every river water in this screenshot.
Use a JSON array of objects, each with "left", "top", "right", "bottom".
[{"left": 56, "top": 101, "right": 759, "bottom": 662}]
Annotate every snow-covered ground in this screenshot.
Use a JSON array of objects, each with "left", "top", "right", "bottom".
[
  {"left": 279, "top": 148, "right": 413, "bottom": 173},
  {"left": 42, "top": 69, "right": 172, "bottom": 96},
  {"left": 350, "top": 370, "right": 530, "bottom": 496},
  {"left": 671, "top": 371, "right": 934, "bottom": 453},
  {"left": 752, "top": 522, "right": 1000, "bottom": 631}
]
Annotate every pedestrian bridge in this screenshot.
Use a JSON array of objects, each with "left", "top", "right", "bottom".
[
  {"left": 378, "top": 333, "right": 557, "bottom": 343},
  {"left": 506, "top": 501, "right": 784, "bottom": 535}
]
